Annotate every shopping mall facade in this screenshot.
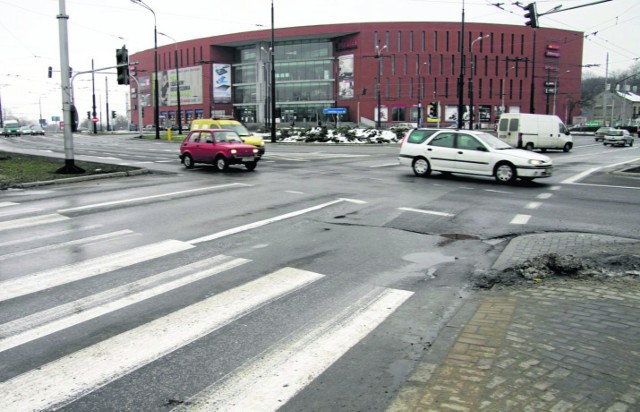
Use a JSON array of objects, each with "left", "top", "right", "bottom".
[{"left": 128, "top": 22, "right": 583, "bottom": 129}]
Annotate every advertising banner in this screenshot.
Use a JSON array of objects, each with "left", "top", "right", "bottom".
[
  {"left": 338, "top": 54, "right": 354, "bottom": 99},
  {"left": 155, "top": 66, "right": 203, "bottom": 107},
  {"left": 139, "top": 75, "right": 152, "bottom": 107},
  {"left": 213, "top": 63, "right": 232, "bottom": 104}
]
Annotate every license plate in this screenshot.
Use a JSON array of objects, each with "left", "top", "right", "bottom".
[{"left": 242, "top": 157, "right": 255, "bottom": 162}]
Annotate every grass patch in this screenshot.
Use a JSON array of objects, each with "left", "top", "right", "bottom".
[{"left": 0, "top": 151, "right": 141, "bottom": 189}]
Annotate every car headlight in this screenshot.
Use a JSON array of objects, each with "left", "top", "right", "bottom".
[
  {"left": 253, "top": 148, "right": 258, "bottom": 154},
  {"left": 230, "top": 149, "right": 237, "bottom": 154},
  {"left": 529, "top": 159, "right": 545, "bottom": 166}
]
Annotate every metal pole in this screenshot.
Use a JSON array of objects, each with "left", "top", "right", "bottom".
[
  {"left": 92, "top": 59, "right": 97, "bottom": 134},
  {"left": 105, "top": 76, "right": 110, "bottom": 132},
  {"left": 377, "top": 50, "right": 382, "bottom": 129},
  {"left": 529, "top": 29, "right": 537, "bottom": 113},
  {"left": 270, "top": 0, "right": 276, "bottom": 143},
  {"left": 56, "top": 0, "right": 83, "bottom": 173},
  {"left": 457, "top": 0, "right": 465, "bottom": 129}
]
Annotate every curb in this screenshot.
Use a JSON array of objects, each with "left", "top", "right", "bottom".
[{"left": 10, "top": 168, "right": 150, "bottom": 189}]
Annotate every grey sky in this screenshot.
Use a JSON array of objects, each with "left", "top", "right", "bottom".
[{"left": 1, "top": 0, "right": 637, "bottom": 122}]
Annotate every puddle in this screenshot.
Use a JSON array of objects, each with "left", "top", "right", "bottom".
[{"left": 403, "top": 252, "right": 457, "bottom": 266}]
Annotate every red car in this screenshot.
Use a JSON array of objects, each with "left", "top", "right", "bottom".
[{"left": 179, "top": 129, "right": 260, "bottom": 171}]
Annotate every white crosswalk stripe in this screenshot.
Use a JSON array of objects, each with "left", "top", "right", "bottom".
[
  {"left": 0, "top": 239, "right": 194, "bottom": 302},
  {"left": 0, "top": 267, "right": 324, "bottom": 411}
]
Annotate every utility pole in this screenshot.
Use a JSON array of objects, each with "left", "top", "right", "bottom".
[
  {"left": 457, "top": 0, "right": 466, "bottom": 129},
  {"left": 603, "top": 53, "right": 609, "bottom": 125},
  {"left": 105, "top": 76, "right": 110, "bottom": 132},
  {"left": 92, "top": 59, "right": 97, "bottom": 134},
  {"left": 270, "top": 0, "right": 276, "bottom": 143},
  {"left": 56, "top": 0, "right": 83, "bottom": 174}
]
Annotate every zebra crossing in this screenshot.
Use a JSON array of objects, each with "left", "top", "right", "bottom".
[{"left": 0, "top": 199, "right": 414, "bottom": 411}]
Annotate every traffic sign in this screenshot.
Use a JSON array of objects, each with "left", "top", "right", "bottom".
[
  {"left": 323, "top": 108, "right": 347, "bottom": 115},
  {"left": 92, "top": 118, "right": 99, "bottom": 123}
]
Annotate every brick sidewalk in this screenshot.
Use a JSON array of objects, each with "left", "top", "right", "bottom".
[{"left": 389, "top": 233, "right": 640, "bottom": 412}]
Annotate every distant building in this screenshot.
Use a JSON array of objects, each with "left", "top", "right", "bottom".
[
  {"left": 589, "top": 90, "right": 640, "bottom": 126},
  {"left": 129, "top": 22, "right": 583, "bottom": 128}
]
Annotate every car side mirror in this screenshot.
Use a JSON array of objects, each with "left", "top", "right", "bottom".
[{"left": 477, "top": 146, "right": 488, "bottom": 152}]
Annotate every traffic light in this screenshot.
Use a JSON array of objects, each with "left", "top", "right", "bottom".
[
  {"left": 111, "top": 110, "right": 116, "bottom": 119},
  {"left": 524, "top": 3, "right": 539, "bottom": 28},
  {"left": 69, "top": 67, "right": 73, "bottom": 78},
  {"left": 87, "top": 111, "right": 91, "bottom": 120},
  {"left": 48, "top": 66, "right": 52, "bottom": 78},
  {"left": 70, "top": 104, "right": 78, "bottom": 132},
  {"left": 116, "top": 45, "right": 130, "bottom": 85},
  {"left": 429, "top": 102, "right": 439, "bottom": 118}
]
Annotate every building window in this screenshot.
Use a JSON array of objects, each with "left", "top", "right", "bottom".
[
  {"left": 386, "top": 77, "right": 390, "bottom": 98},
  {"left": 392, "top": 107, "right": 405, "bottom": 121},
  {"left": 500, "top": 33, "right": 504, "bottom": 54},
  {"left": 511, "top": 34, "right": 515, "bottom": 54},
  {"left": 422, "top": 31, "right": 426, "bottom": 52},
  {"left": 374, "top": 31, "right": 378, "bottom": 50},
  {"left": 490, "top": 33, "right": 494, "bottom": 53},
  {"left": 451, "top": 55, "right": 456, "bottom": 76},
  {"left": 404, "top": 54, "right": 408, "bottom": 75},
  {"left": 433, "top": 77, "right": 437, "bottom": 98},
  {"left": 484, "top": 55, "right": 489, "bottom": 76},
  {"left": 416, "top": 54, "right": 420, "bottom": 75},
  {"left": 391, "top": 55, "right": 396, "bottom": 75},
  {"left": 410, "top": 77, "right": 414, "bottom": 98},
  {"left": 479, "top": 78, "right": 483, "bottom": 99},
  {"left": 519, "top": 80, "right": 523, "bottom": 99},
  {"left": 385, "top": 31, "right": 390, "bottom": 50},
  {"left": 520, "top": 34, "right": 525, "bottom": 54},
  {"left": 445, "top": 77, "right": 449, "bottom": 98},
  {"left": 409, "top": 31, "right": 414, "bottom": 52},
  {"left": 479, "top": 32, "right": 484, "bottom": 53},
  {"left": 440, "top": 55, "right": 444, "bottom": 75},
  {"left": 397, "top": 77, "right": 402, "bottom": 98},
  {"left": 446, "top": 31, "right": 450, "bottom": 52},
  {"left": 495, "top": 56, "right": 499, "bottom": 76},
  {"left": 434, "top": 31, "right": 438, "bottom": 51},
  {"left": 489, "top": 78, "right": 493, "bottom": 99},
  {"left": 509, "top": 79, "right": 513, "bottom": 99},
  {"left": 397, "top": 31, "right": 402, "bottom": 52},
  {"left": 428, "top": 54, "right": 432, "bottom": 75}
]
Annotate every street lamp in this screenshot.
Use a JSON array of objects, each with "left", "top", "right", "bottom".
[
  {"left": 417, "top": 61, "right": 429, "bottom": 127},
  {"left": 375, "top": 43, "right": 387, "bottom": 129},
  {"left": 501, "top": 66, "right": 516, "bottom": 115},
  {"left": 158, "top": 31, "right": 182, "bottom": 134},
  {"left": 131, "top": 0, "right": 159, "bottom": 139},
  {"left": 468, "top": 34, "right": 490, "bottom": 130}
]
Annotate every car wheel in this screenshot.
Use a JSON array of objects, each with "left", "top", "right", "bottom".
[
  {"left": 245, "top": 161, "right": 257, "bottom": 171},
  {"left": 603, "top": 142, "right": 608, "bottom": 146},
  {"left": 524, "top": 142, "right": 534, "bottom": 151},
  {"left": 412, "top": 157, "right": 431, "bottom": 177},
  {"left": 215, "top": 155, "right": 229, "bottom": 171},
  {"left": 630, "top": 139, "right": 634, "bottom": 147},
  {"left": 183, "top": 154, "right": 194, "bottom": 169},
  {"left": 563, "top": 142, "right": 572, "bottom": 152},
  {"left": 494, "top": 162, "right": 516, "bottom": 184}
]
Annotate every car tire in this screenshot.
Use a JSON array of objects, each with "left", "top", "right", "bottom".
[
  {"left": 245, "top": 161, "right": 257, "bottom": 171},
  {"left": 630, "top": 139, "right": 634, "bottom": 147},
  {"left": 215, "top": 155, "right": 229, "bottom": 172},
  {"left": 494, "top": 162, "right": 516, "bottom": 184},
  {"left": 563, "top": 142, "right": 572, "bottom": 152},
  {"left": 524, "top": 142, "right": 534, "bottom": 151},
  {"left": 183, "top": 154, "right": 194, "bottom": 169},
  {"left": 412, "top": 157, "right": 431, "bottom": 177}
]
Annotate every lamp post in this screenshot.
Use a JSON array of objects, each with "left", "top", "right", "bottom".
[
  {"left": 158, "top": 32, "right": 182, "bottom": 134},
  {"left": 375, "top": 43, "right": 387, "bottom": 129},
  {"left": 501, "top": 66, "right": 516, "bottom": 115},
  {"left": 468, "top": 34, "right": 490, "bottom": 130},
  {"left": 270, "top": 0, "right": 276, "bottom": 143},
  {"left": 131, "top": 0, "right": 159, "bottom": 139},
  {"left": 416, "top": 61, "right": 429, "bottom": 128}
]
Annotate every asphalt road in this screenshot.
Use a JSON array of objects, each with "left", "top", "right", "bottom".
[{"left": 0, "top": 132, "right": 638, "bottom": 411}]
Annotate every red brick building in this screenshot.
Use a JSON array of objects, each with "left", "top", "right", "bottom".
[{"left": 129, "top": 22, "right": 582, "bottom": 128}]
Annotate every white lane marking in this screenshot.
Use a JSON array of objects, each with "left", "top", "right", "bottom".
[
  {"left": 185, "top": 287, "right": 413, "bottom": 412},
  {"left": 285, "top": 190, "right": 305, "bottom": 194},
  {"left": 525, "top": 202, "right": 542, "bottom": 210},
  {"left": 550, "top": 186, "right": 561, "bottom": 191},
  {"left": 188, "top": 199, "right": 366, "bottom": 244},
  {"left": 0, "top": 207, "right": 43, "bottom": 218},
  {"left": 0, "top": 214, "right": 70, "bottom": 232},
  {"left": 0, "top": 224, "right": 102, "bottom": 248},
  {"left": 0, "top": 255, "right": 249, "bottom": 353},
  {"left": 0, "top": 239, "right": 194, "bottom": 302},
  {"left": 510, "top": 214, "right": 531, "bottom": 225},
  {"left": 537, "top": 193, "right": 552, "bottom": 199},
  {"left": 58, "top": 183, "right": 250, "bottom": 213},
  {"left": 369, "top": 162, "right": 400, "bottom": 168},
  {"left": 561, "top": 157, "right": 640, "bottom": 184},
  {"left": 0, "top": 202, "right": 19, "bottom": 208},
  {"left": 0, "top": 230, "right": 136, "bottom": 261},
  {"left": 398, "top": 207, "right": 455, "bottom": 217},
  {"left": 485, "top": 189, "right": 511, "bottom": 194},
  {"left": 0, "top": 267, "right": 323, "bottom": 412}
]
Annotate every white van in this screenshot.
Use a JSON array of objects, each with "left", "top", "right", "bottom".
[{"left": 497, "top": 113, "right": 573, "bottom": 152}]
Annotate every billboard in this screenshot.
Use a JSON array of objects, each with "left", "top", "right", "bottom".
[
  {"left": 155, "top": 66, "right": 203, "bottom": 107},
  {"left": 338, "top": 54, "right": 354, "bottom": 99},
  {"left": 213, "top": 63, "right": 232, "bottom": 104}
]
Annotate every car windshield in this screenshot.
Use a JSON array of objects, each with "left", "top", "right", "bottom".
[
  {"left": 222, "top": 123, "right": 251, "bottom": 137},
  {"left": 216, "top": 131, "right": 242, "bottom": 143},
  {"left": 607, "top": 131, "right": 623, "bottom": 136},
  {"left": 474, "top": 132, "right": 513, "bottom": 150}
]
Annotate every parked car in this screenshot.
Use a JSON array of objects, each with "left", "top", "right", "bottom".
[
  {"left": 399, "top": 130, "right": 553, "bottom": 183},
  {"left": 595, "top": 127, "right": 616, "bottom": 142},
  {"left": 603, "top": 129, "right": 634, "bottom": 147},
  {"left": 179, "top": 129, "right": 260, "bottom": 171}
]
